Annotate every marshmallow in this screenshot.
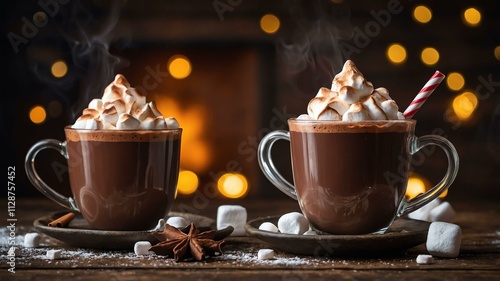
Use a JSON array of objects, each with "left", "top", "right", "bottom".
[
  {"left": 416, "top": 254, "right": 434, "bottom": 264},
  {"left": 88, "top": 98, "right": 103, "bottom": 111},
  {"left": 165, "top": 117, "right": 179, "bottom": 129},
  {"left": 258, "top": 249, "right": 275, "bottom": 260},
  {"left": 277, "top": 212, "right": 309, "bottom": 235},
  {"left": 217, "top": 205, "right": 247, "bottom": 236},
  {"left": 24, "top": 233, "right": 41, "bottom": 248},
  {"left": 166, "top": 216, "right": 189, "bottom": 229},
  {"left": 303, "top": 229, "right": 317, "bottom": 235},
  {"left": 8, "top": 247, "right": 20, "bottom": 256},
  {"left": 258, "top": 222, "right": 279, "bottom": 233},
  {"left": 426, "top": 222, "right": 462, "bottom": 258},
  {"left": 429, "top": 201, "right": 456, "bottom": 223},
  {"left": 296, "top": 114, "right": 313, "bottom": 120},
  {"left": 46, "top": 249, "right": 62, "bottom": 260},
  {"left": 134, "top": 241, "right": 154, "bottom": 256},
  {"left": 116, "top": 113, "right": 140, "bottom": 130},
  {"left": 408, "top": 198, "right": 441, "bottom": 222},
  {"left": 152, "top": 218, "right": 166, "bottom": 232},
  {"left": 136, "top": 103, "right": 158, "bottom": 121}
]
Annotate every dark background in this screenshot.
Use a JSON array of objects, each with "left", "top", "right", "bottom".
[{"left": 1, "top": 0, "right": 499, "bottom": 202}]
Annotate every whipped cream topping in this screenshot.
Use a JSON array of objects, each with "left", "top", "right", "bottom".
[
  {"left": 72, "top": 75, "right": 179, "bottom": 130},
  {"left": 298, "top": 60, "right": 404, "bottom": 121}
]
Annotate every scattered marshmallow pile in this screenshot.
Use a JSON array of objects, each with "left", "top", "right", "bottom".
[
  {"left": 298, "top": 60, "right": 404, "bottom": 121},
  {"left": 22, "top": 232, "right": 65, "bottom": 260},
  {"left": 72, "top": 74, "right": 179, "bottom": 130},
  {"left": 408, "top": 199, "right": 456, "bottom": 223}
]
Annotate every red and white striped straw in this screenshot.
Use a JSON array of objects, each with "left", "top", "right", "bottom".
[{"left": 403, "top": 71, "right": 445, "bottom": 119}]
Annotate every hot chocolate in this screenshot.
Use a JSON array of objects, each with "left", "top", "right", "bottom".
[
  {"left": 289, "top": 121, "right": 413, "bottom": 234},
  {"left": 65, "top": 128, "right": 181, "bottom": 230}
]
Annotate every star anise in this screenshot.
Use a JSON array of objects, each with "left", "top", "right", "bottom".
[{"left": 149, "top": 223, "right": 224, "bottom": 262}]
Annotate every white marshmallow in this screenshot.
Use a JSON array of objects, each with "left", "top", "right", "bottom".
[
  {"left": 46, "top": 249, "right": 62, "bottom": 260},
  {"left": 165, "top": 117, "right": 179, "bottom": 129},
  {"left": 88, "top": 98, "right": 103, "bottom": 111},
  {"left": 408, "top": 198, "right": 441, "bottom": 222},
  {"left": 152, "top": 218, "right": 166, "bottom": 232},
  {"left": 134, "top": 241, "right": 154, "bottom": 256},
  {"left": 296, "top": 114, "right": 313, "bottom": 120},
  {"left": 8, "top": 247, "right": 20, "bottom": 256},
  {"left": 217, "top": 205, "right": 247, "bottom": 236},
  {"left": 426, "top": 222, "right": 462, "bottom": 258},
  {"left": 416, "top": 254, "right": 434, "bottom": 264},
  {"left": 277, "top": 212, "right": 309, "bottom": 235},
  {"left": 24, "top": 233, "right": 41, "bottom": 248},
  {"left": 166, "top": 216, "right": 189, "bottom": 229},
  {"left": 136, "top": 103, "right": 158, "bottom": 121},
  {"left": 116, "top": 113, "right": 140, "bottom": 130},
  {"left": 429, "top": 201, "right": 456, "bottom": 223},
  {"left": 303, "top": 229, "right": 317, "bottom": 235},
  {"left": 258, "top": 222, "right": 279, "bottom": 233},
  {"left": 257, "top": 249, "right": 275, "bottom": 260}
]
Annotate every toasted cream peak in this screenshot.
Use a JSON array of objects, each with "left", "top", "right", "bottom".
[
  {"left": 72, "top": 74, "right": 180, "bottom": 130},
  {"left": 303, "top": 60, "right": 404, "bottom": 121}
]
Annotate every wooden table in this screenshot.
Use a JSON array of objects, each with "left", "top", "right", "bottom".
[{"left": 1, "top": 197, "right": 499, "bottom": 280}]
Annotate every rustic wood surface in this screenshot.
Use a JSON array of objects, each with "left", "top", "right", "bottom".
[{"left": 1, "top": 197, "right": 499, "bottom": 281}]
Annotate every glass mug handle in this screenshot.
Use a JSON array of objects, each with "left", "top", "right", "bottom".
[
  {"left": 398, "top": 134, "right": 459, "bottom": 216},
  {"left": 24, "top": 139, "right": 80, "bottom": 211},
  {"left": 258, "top": 130, "right": 298, "bottom": 200}
]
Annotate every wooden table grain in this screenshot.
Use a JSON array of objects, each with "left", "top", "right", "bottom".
[{"left": 1, "top": 197, "right": 499, "bottom": 281}]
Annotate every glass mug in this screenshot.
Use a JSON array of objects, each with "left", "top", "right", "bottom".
[
  {"left": 258, "top": 119, "right": 459, "bottom": 235},
  {"left": 25, "top": 127, "right": 182, "bottom": 231}
]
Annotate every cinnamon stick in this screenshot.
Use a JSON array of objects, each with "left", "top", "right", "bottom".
[{"left": 48, "top": 212, "right": 75, "bottom": 228}]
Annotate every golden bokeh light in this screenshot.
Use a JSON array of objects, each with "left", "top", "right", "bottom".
[
  {"left": 406, "top": 177, "right": 426, "bottom": 200},
  {"left": 494, "top": 46, "right": 500, "bottom": 61},
  {"left": 421, "top": 47, "right": 440, "bottom": 66},
  {"left": 463, "top": 8, "right": 481, "bottom": 27},
  {"left": 168, "top": 55, "right": 192, "bottom": 79},
  {"left": 217, "top": 173, "right": 249, "bottom": 199},
  {"left": 260, "top": 14, "right": 280, "bottom": 34},
  {"left": 452, "top": 91, "right": 478, "bottom": 120},
  {"left": 413, "top": 6, "right": 432, "bottom": 24},
  {"left": 177, "top": 170, "right": 199, "bottom": 195},
  {"left": 446, "top": 72, "right": 465, "bottom": 91},
  {"left": 51, "top": 60, "right": 68, "bottom": 78},
  {"left": 386, "top": 43, "right": 407, "bottom": 64},
  {"left": 29, "top": 105, "right": 47, "bottom": 124},
  {"left": 406, "top": 174, "right": 448, "bottom": 199}
]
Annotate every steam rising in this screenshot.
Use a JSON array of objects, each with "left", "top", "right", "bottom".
[{"left": 278, "top": 0, "right": 353, "bottom": 96}]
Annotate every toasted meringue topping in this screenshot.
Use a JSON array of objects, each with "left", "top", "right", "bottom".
[
  {"left": 303, "top": 60, "right": 404, "bottom": 121},
  {"left": 72, "top": 74, "right": 179, "bottom": 130}
]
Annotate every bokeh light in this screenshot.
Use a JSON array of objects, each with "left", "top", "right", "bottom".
[
  {"left": 452, "top": 91, "right": 478, "bottom": 120},
  {"left": 494, "top": 46, "right": 500, "bottom": 61},
  {"left": 177, "top": 170, "right": 199, "bottom": 195},
  {"left": 446, "top": 72, "right": 465, "bottom": 91},
  {"left": 260, "top": 14, "right": 280, "bottom": 34},
  {"left": 51, "top": 60, "right": 68, "bottom": 78},
  {"left": 420, "top": 47, "right": 440, "bottom": 66},
  {"left": 406, "top": 176, "right": 426, "bottom": 200},
  {"left": 29, "top": 105, "right": 47, "bottom": 124},
  {"left": 386, "top": 43, "right": 407, "bottom": 64},
  {"left": 413, "top": 6, "right": 432, "bottom": 24},
  {"left": 217, "top": 173, "right": 249, "bottom": 199},
  {"left": 168, "top": 55, "right": 192, "bottom": 79},
  {"left": 463, "top": 8, "right": 481, "bottom": 27}
]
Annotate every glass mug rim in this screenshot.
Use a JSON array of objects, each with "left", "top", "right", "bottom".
[
  {"left": 288, "top": 118, "right": 416, "bottom": 125},
  {"left": 63, "top": 125, "right": 182, "bottom": 132}
]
